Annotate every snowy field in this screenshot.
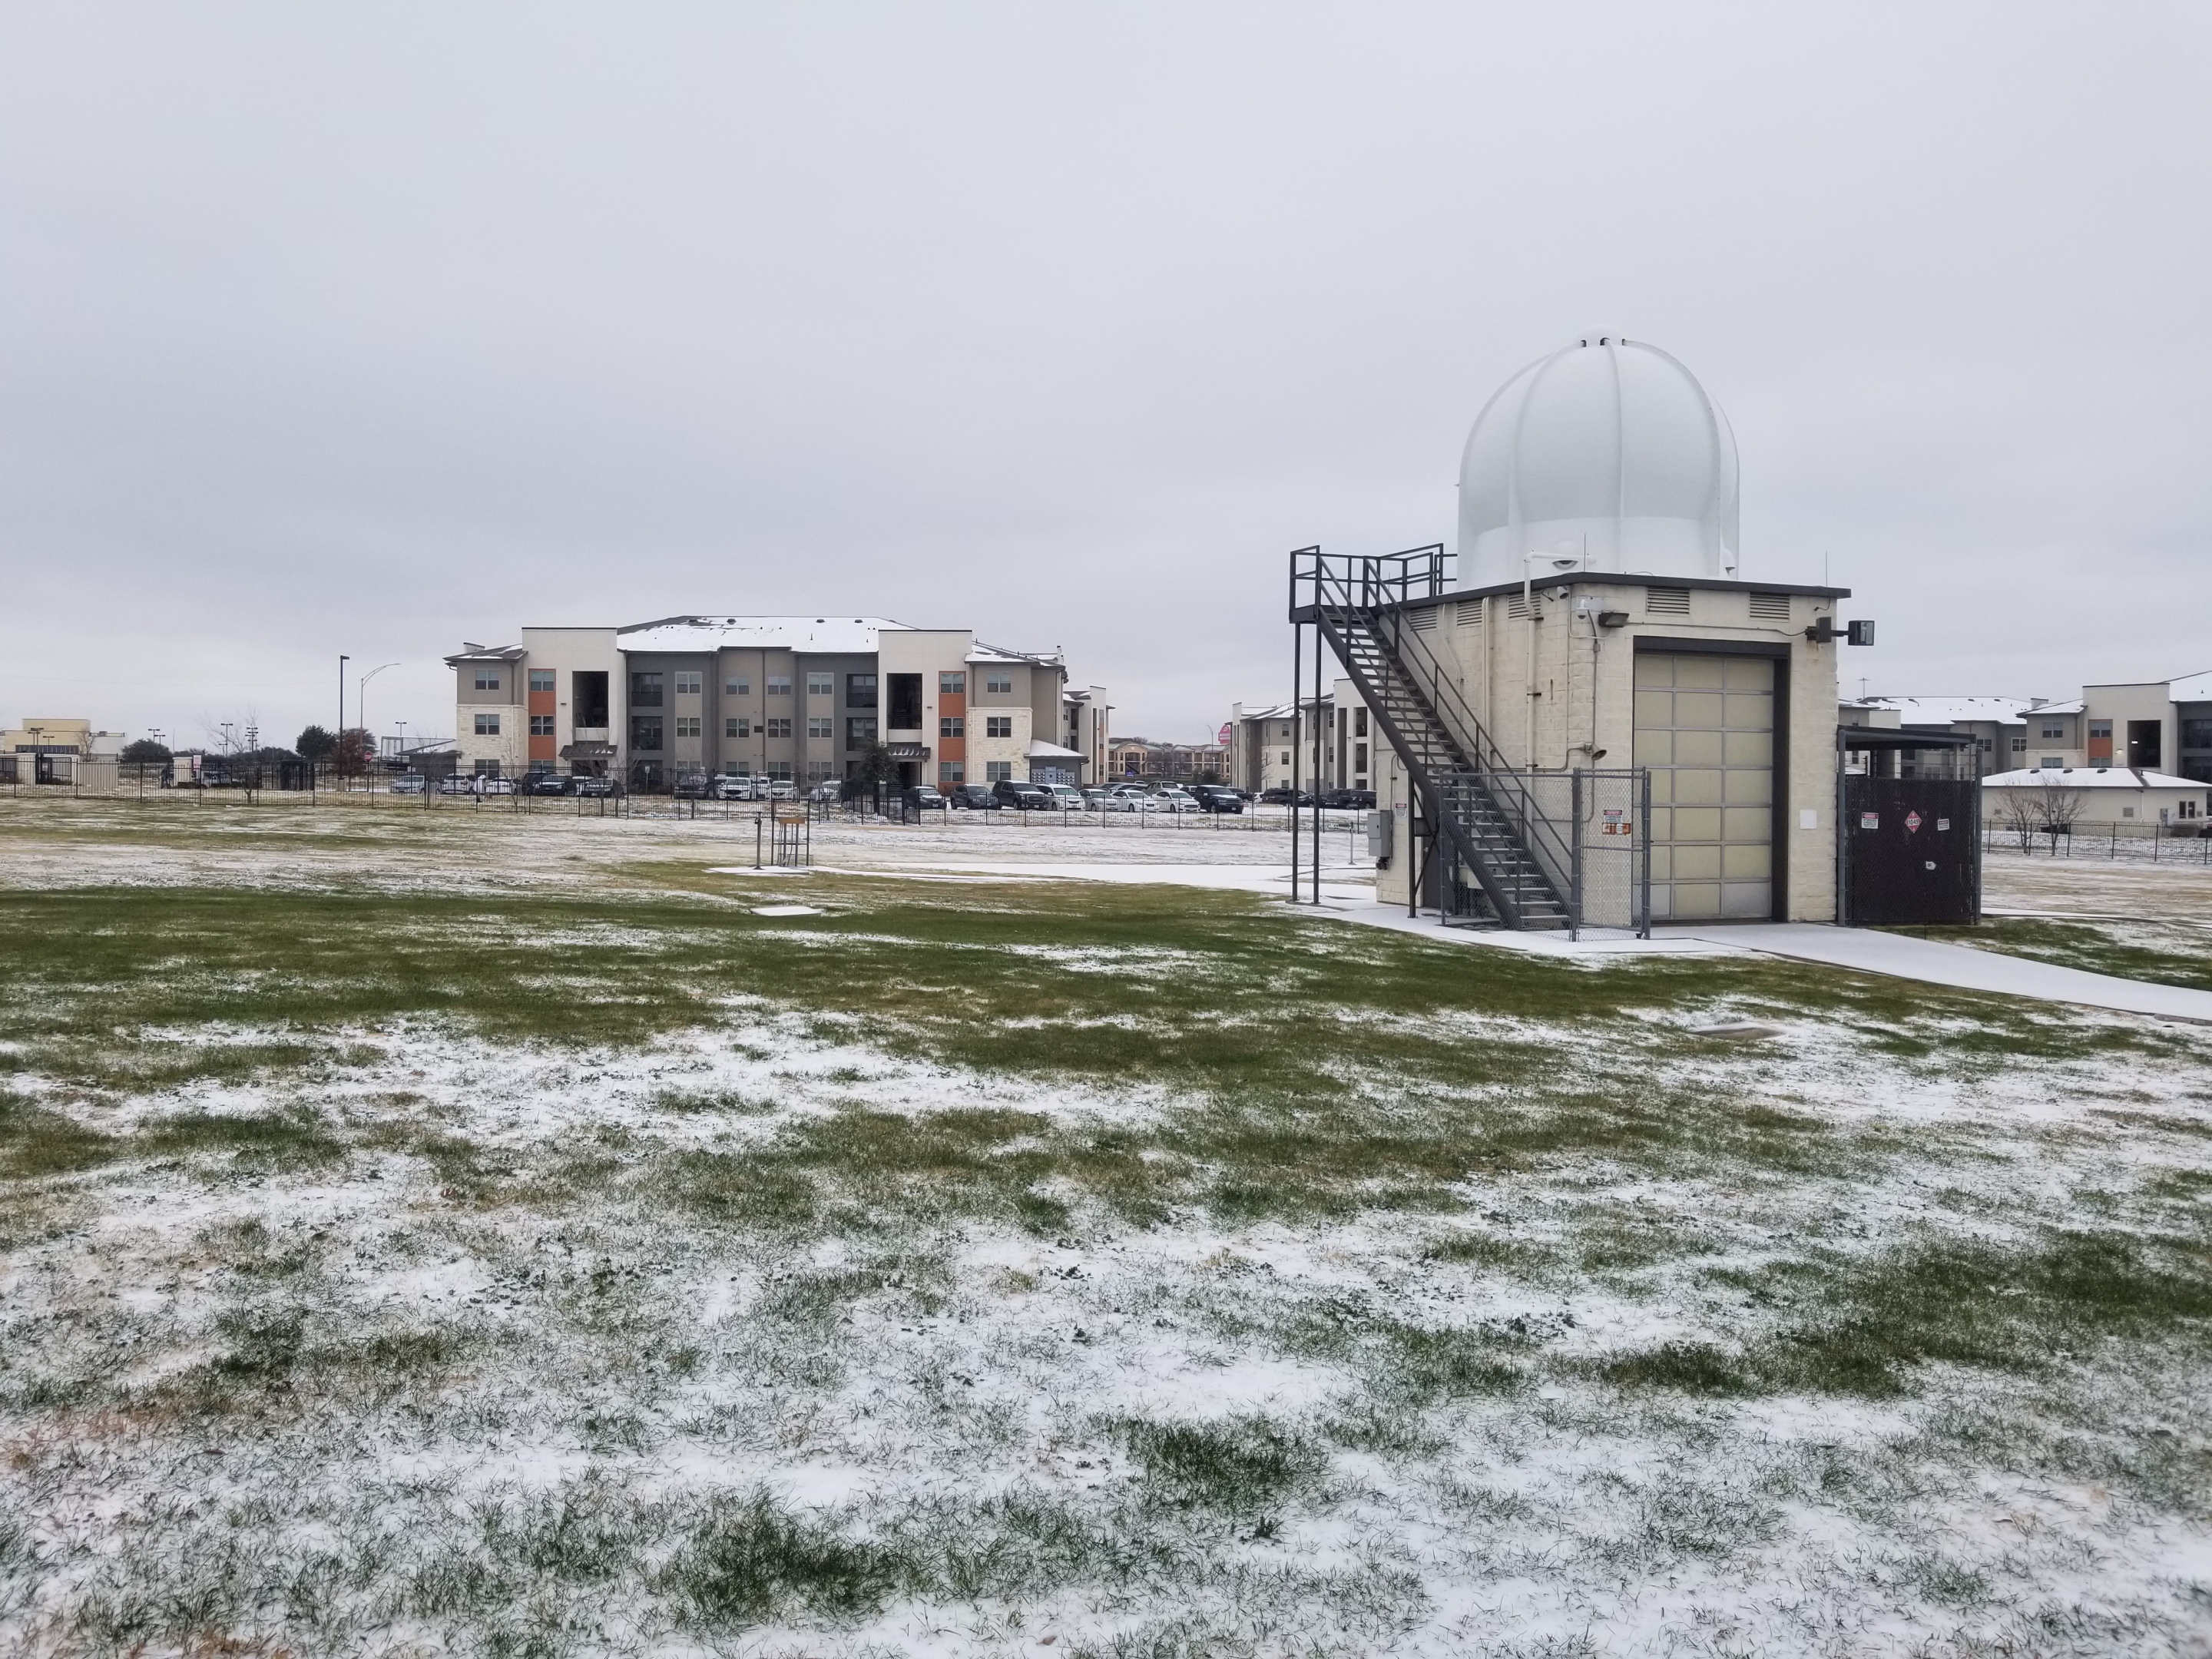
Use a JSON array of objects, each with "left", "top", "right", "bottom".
[{"left": 1, "top": 793, "right": 2208, "bottom": 1657}]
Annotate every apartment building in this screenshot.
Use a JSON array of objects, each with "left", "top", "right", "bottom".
[
  {"left": 448, "top": 617, "right": 1099, "bottom": 792},
  {"left": 2082, "top": 671, "right": 2212, "bottom": 781},
  {"left": 1104, "top": 739, "right": 1230, "bottom": 783},
  {"left": 1229, "top": 680, "right": 1376, "bottom": 793},
  {"left": 1862, "top": 673, "right": 2212, "bottom": 781}
]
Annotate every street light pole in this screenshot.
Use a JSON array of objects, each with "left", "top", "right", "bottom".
[{"left": 359, "top": 663, "right": 399, "bottom": 780}]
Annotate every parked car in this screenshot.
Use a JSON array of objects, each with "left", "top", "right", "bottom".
[
  {"left": 522, "top": 771, "right": 570, "bottom": 796},
  {"left": 949, "top": 783, "right": 1002, "bottom": 810},
  {"left": 992, "top": 778, "right": 1052, "bottom": 810},
  {"left": 436, "top": 775, "right": 471, "bottom": 796},
  {"left": 1258, "top": 786, "right": 1316, "bottom": 807},
  {"left": 767, "top": 779, "right": 797, "bottom": 800},
  {"left": 1079, "top": 787, "right": 1114, "bottom": 811},
  {"left": 672, "top": 771, "right": 714, "bottom": 800},
  {"left": 712, "top": 774, "right": 757, "bottom": 800},
  {"left": 1323, "top": 788, "right": 1377, "bottom": 810},
  {"left": 1037, "top": 782, "right": 1083, "bottom": 808},
  {"left": 389, "top": 773, "right": 426, "bottom": 795},
  {"left": 902, "top": 784, "right": 947, "bottom": 812},
  {"left": 1190, "top": 784, "right": 1244, "bottom": 813},
  {"left": 806, "top": 780, "right": 844, "bottom": 803},
  {"left": 1153, "top": 788, "right": 1200, "bottom": 813},
  {"left": 572, "top": 774, "right": 615, "bottom": 797}
]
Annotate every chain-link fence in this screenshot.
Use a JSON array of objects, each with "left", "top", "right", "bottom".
[{"left": 1442, "top": 767, "right": 1651, "bottom": 938}]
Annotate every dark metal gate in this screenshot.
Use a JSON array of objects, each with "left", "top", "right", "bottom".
[{"left": 1841, "top": 776, "right": 1980, "bottom": 926}]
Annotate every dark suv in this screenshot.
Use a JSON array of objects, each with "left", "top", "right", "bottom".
[
  {"left": 1190, "top": 784, "right": 1244, "bottom": 813},
  {"left": 992, "top": 779, "right": 1051, "bottom": 810},
  {"left": 902, "top": 784, "right": 946, "bottom": 812},
  {"left": 949, "top": 783, "right": 1001, "bottom": 810}
]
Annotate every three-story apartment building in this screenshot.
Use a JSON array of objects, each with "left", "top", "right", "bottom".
[{"left": 448, "top": 617, "right": 1099, "bottom": 792}]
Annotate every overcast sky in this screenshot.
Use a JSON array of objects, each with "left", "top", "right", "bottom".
[{"left": 3, "top": 4, "right": 2207, "bottom": 750}]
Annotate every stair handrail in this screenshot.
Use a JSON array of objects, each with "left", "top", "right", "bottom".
[{"left": 1295, "top": 545, "right": 1578, "bottom": 912}]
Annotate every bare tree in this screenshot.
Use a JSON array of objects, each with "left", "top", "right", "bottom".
[
  {"left": 2033, "top": 776, "right": 2086, "bottom": 838},
  {"left": 1998, "top": 790, "right": 2040, "bottom": 853}
]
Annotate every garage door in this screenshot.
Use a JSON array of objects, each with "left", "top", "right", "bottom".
[{"left": 1633, "top": 652, "right": 1774, "bottom": 920}]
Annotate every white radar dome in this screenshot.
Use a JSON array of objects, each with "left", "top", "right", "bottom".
[{"left": 1457, "top": 333, "right": 1740, "bottom": 588}]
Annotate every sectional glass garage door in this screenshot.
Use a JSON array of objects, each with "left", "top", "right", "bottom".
[{"left": 1633, "top": 653, "right": 1774, "bottom": 919}]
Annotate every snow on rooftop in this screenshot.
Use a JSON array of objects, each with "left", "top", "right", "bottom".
[
  {"left": 1859, "top": 695, "right": 2039, "bottom": 727},
  {"left": 615, "top": 615, "right": 915, "bottom": 654},
  {"left": 2167, "top": 668, "right": 2212, "bottom": 703},
  {"left": 1982, "top": 767, "right": 2206, "bottom": 790}
]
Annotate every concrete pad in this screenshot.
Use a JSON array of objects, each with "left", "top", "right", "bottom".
[{"left": 1660, "top": 922, "right": 2212, "bottom": 1022}]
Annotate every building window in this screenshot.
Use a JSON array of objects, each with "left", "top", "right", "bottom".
[
  {"left": 2010, "top": 737, "right": 2027, "bottom": 753},
  {"left": 1281, "top": 751, "right": 1290, "bottom": 765},
  {"left": 529, "top": 714, "right": 555, "bottom": 737},
  {"left": 726, "top": 717, "right": 748, "bottom": 738},
  {"left": 806, "top": 760, "right": 836, "bottom": 783},
  {"left": 473, "top": 714, "right": 501, "bottom": 736},
  {"left": 724, "top": 762, "right": 750, "bottom": 777},
  {"left": 2090, "top": 720, "right": 2113, "bottom": 739},
  {"left": 766, "top": 675, "right": 792, "bottom": 697},
  {"left": 766, "top": 761, "right": 792, "bottom": 781},
  {"left": 846, "top": 674, "right": 877, "bottom": 708},
  {"left": 675, "top": 716, "right": 701, "bottom": 738},
  {"left": 473, "top": 759, "right": 502, "bottom": 777},
  {"left": 1355, "top": 708, "right": 1368, "bottom": 737},
  {"left": 529, "top": 760, "right": 554, "bottom": 774},
  {"left": 1355, "top": 743, "right": 1368, "bottom": 772},
  {"left": 2040, "top": 723, "right": 2065, "bottom": 740},
  {"left": 940, "top": 717, "right": 964, "bottom": 737},
  {"left": 2122, "top": 806, "right": 2136, "bottom": 818},
  {"left": 846, "top": 717, "right": 877, "bottom": 750},
  {"left": 985, "top": 760, "right": 1012, "bottom": 782},
  {"left": 985, "top": 716, "right": 1013, "bottom": 738},
  {"left": 2181, "top": 720, "right": 2212, "bottom": 750},
  {"left": 807, "top": 672, "right": 833, "bottom": 698},
  {"left": 528, "top": 670, "right": 554, "bottom": 694},
  {"left": 939, "top": 671, "right": 965, "bottom": 694},
  {"left": 675, "top": 671, "right": 702, "bottom": 696},
  {"left": 939, "top": 761, "right": 965, "bottom": 783},
  {"left": 630, "top": 717, "right": 662, "bottom": 751},
  {"left": 764, "top": 717, "right": 791, "bottom": 738},
  {"left": 726, "top": 676, "right": 749, "bottom": 697},
  {"left": 473, "top": 670, "right": 501, "bottom": 691},
  {"left": 631, "top": 672, "right": 664, "bottom": 707},
  {"left": 2040, "top": 756, "right": 2062, "bottom": 769},
  {"left": 985, "top": 673, "right": 1013, "bottom": 694},
  {"left": 808, "top": 717, "right": 833, "bottom": 739}
]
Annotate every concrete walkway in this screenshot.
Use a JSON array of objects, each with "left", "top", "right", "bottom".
[
  {"left": 1659, "top": 922, "right": 2212, "bottom": 1023},
  {"left": 744, "top": 856, "right": 2212, "bottom": 1022}
]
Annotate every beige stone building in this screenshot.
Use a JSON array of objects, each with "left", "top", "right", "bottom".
[{"left": 1305, "top": 333, "right": 1866, "bottom": 927}]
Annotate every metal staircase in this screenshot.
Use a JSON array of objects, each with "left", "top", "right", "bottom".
[{"left": 1291, "top": 546, "right": 1572, "bottom": 930}]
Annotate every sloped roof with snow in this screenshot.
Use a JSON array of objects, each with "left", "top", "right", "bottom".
[
  {"left": 2167, "top": 669, "right": 2212, "bottom": 703},
  {"left": 1859, "top": 696, "right": 2035, "bottom": 727},
  {"left": 615, "top": 616, "right": 913, "bottom": 654},
  {"left": 1982, "top": 767, "right": 2206, "bottom": 790}
]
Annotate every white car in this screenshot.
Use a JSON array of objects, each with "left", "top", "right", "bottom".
[
  {"left": 713, "top": 776, "right": 759, "bottom": 800},
  {"left": 1038, "top": 783, "right": 1083, "bottom": 808},
  {"left": 1079, "top": 788, "right": 1114, "bottom": 811},
  {"left": 1154, "top": 789, "right": 1200, "bottom": 813}
]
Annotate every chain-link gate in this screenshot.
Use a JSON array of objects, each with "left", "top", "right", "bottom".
[{"left": 1440, "top": 767, "right": 1651, "bottom": 939}]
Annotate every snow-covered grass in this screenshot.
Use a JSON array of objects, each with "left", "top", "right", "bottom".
[{"left": 1, "top": 798, "right": 2209, "bottom": 1655}]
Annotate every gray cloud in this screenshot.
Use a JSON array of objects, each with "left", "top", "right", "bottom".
[{"left": 2, "top": 3, "right": 2207, "bottom": 749}]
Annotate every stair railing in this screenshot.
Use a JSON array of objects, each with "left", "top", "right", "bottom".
[{"left": 1293, "top": 545, "right": 1576, "bottom": 923}]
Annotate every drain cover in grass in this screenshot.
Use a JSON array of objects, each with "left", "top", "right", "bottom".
[{"left": 751, "top": 905, "right": 823, "bottom": 917}]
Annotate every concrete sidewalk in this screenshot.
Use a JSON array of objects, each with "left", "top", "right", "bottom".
[{"left": 1660, "top": 922, "right": 2212, "bottom": 1022}]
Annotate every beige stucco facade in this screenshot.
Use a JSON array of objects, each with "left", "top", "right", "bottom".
[{"left": 1367, "top": 576, "right": 1846, "bottom": 922}]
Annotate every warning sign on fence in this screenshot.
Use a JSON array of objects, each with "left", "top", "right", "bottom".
[
  {"left": 1860, "top": 812, "right": 1879, "bottom": 830},
  {"left": 1601, "top": 808, "right": 1628, "bottom": 836},
  {"left": 1904, "top": 810, "right": 1922, "bottom": 833}
]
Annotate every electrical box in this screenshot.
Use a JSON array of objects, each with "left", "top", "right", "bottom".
[{"left": 1366, "top": 810, "right": 1392, "bottom": 864}]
